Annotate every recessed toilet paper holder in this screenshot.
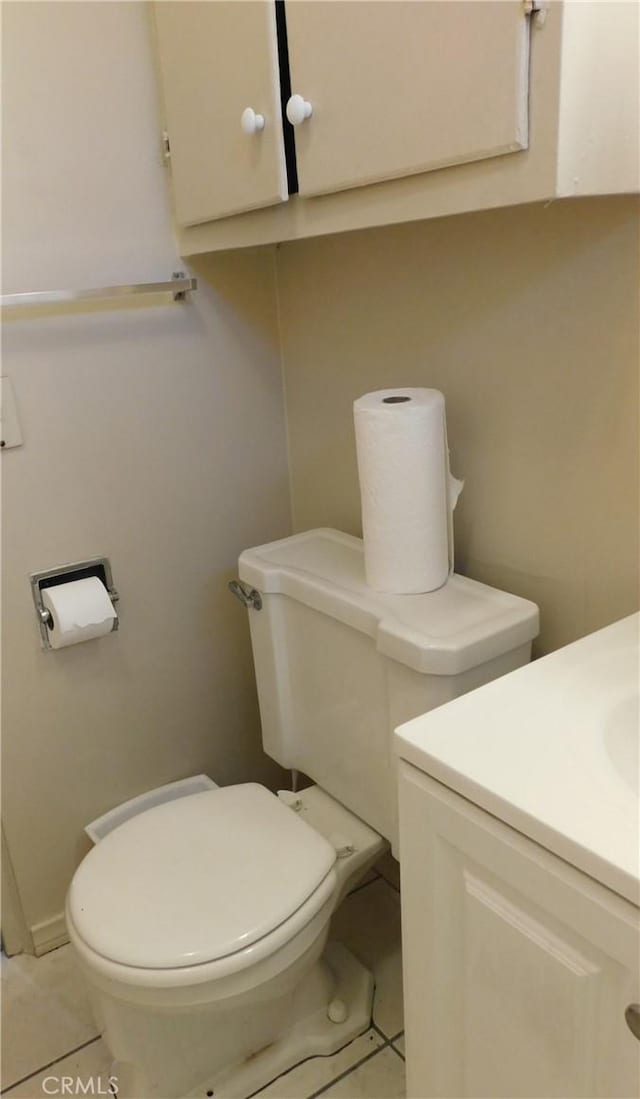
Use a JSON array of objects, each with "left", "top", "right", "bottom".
[{"left": 29, "top": 556, "right": 119, "bottom": 650}]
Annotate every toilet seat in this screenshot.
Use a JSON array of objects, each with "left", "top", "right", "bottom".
[
  {"left": 68, "top": 783, "right": 336, "bottom": 971},
  {"left": 66, "top": 870, "right": 336, "bottom": 1002}
]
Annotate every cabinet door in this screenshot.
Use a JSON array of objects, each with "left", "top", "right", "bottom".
[
  {"left": 152, "top": 1, "right": 287, "bottom": 227},
  {"left": 285, "top": 0, "right": 531, "bottom": 197},
  {"left": 399, "top": 764, "right": 640, "bottom": 1099}
]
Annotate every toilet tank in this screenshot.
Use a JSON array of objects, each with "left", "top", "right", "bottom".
[{"left": 239, "top": 529, "right": 539, "bottom": 851}]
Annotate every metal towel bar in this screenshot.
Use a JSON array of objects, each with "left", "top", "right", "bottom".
[{"left": 1, "top": 271, "right": 197, "bottom": 310}]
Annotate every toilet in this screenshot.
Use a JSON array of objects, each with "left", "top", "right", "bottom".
[{"left": 66, "top": 528, "right": 539, "bottom": 1099}]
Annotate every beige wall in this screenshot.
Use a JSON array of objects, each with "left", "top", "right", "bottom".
[
  {"left": 1, "top": 3, "right": 289, "bottom": 948},
  {"left": 276, "top": 196, "right": 639, "bottom": 656}
]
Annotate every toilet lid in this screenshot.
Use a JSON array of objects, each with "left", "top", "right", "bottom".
[{"left": 68, "top": 784, "right": 336, "bottom": 970}]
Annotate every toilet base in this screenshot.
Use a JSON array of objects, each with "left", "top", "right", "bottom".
[
  {"left": 113, "top": 941, "right": 373, "bottom": 1099},
  {"left": 196, "top": 941, "right": 373, "bottom": 1099}
]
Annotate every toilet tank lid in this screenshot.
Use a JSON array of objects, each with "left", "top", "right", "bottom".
[{"left": 239, "top": 529, "right": 539, "bottom": 676}]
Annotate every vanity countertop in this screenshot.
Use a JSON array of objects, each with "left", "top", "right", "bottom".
[{"left": 395, "top": 613, "right": 639, "bottom": 906}]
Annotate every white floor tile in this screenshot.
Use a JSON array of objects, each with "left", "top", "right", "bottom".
[
  {"left": 254, "top": 1029, "right": 384, "bottom": 1098},
  {"left": 2, "top": 1038, "right": 113, "bottom": 1099},
  {"left": 330, "top": 880, "right": 403, "bottom": 1039},
  {"left": 320, "top": 1045, "right": 405, "bottom": 1098},
  {"left": 392, "top": 1034, "right": 405, "bottom": 1058},
  {"left": 1, "top": 946, "right": 99, "bottom": 1091}
]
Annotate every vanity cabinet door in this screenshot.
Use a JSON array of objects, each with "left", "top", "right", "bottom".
[
  {"left": 152, "top": 1, "right": 287, "bottom": 227},
  {"left": 399, "top": 763, "right": 640, "bottom": 1099},
  {"left": 284, "top": 0, "right": 531, "bottom": 198}
]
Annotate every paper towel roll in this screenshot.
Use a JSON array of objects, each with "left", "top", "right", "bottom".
[
  {"left": 354, "top": 387, "right": 462, "bottom": 594},
  {"left": 42, "top": 576, "right": 117, "bottom": 649}
]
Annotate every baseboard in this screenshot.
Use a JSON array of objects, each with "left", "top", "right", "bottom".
[
  {"left": 31, "top": 912, "right": 69, "bottom": 956},
  {"left": 2, "top": 826, "right": 33, "bottom": 955}
]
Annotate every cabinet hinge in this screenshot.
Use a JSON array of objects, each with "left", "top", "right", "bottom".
[
  {"left": 161, "top": 130, "right": 171, "bottom": 163},
  {"left": 524, "top": 0, "right": 548, "bottom": 28}
]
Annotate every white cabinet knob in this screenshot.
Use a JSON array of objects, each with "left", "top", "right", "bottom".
[
  {"left": 241, "top": 107, "right": 265, "bottom": 135},
  {"left": 286, "top": 94, "right": 313, "bottom": 127}
]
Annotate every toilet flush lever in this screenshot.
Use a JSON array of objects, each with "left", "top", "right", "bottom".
[{"left": 228, "top": 579, "right": 262, "bottom": 611}]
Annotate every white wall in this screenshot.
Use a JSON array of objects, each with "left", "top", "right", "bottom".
[{"left": 1, "top": 2, "right": 290, "bottom": 950}]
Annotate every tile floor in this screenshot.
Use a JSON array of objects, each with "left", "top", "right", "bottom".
[{"left": 1, "top": 864, "right": 405, "bottom": 1099}]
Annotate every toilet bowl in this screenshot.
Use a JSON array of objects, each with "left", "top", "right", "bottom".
[
  {"left": 67, "top": 528, "right": 539, "bottom": 1098},
  {"left": 67, "top": 783, "right": 385, "bottom": 1098}
]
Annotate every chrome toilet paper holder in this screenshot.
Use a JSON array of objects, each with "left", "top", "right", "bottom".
[{"left": 29, "top": 556, "right": 119, "bottom": 650}]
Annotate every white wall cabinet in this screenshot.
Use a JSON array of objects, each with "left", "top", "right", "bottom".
[
  {"left": 152, "top": 1, "right": 639, "bottom": 254},
  {"left": 154, "top": 0, "right": 532, "bottom": 226},
  {"left": 152, "top": 1, "right": 287, "bottom": 226},
  {"left": 399, "top": 763, "right": 640, "bottom": 1099},
  {"left": 285, "top": 1, "right": 531, "bottom": 198}
]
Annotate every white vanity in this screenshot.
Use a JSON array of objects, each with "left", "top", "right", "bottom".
[{"left": 396, "top": 614, "right": 640, "bottom": 1099}]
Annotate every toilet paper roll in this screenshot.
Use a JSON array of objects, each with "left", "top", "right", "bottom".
[
  {"left": 354, "top": 387, "right": 463, "bottom": 594},
  {"left": 42, "top": 576, "right": 117, "bottom": 649}
]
